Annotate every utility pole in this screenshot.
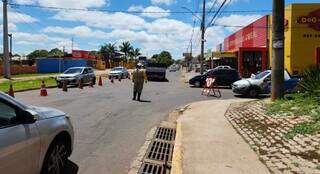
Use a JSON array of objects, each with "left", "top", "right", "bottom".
[
  {"left": 200, "top": 0, "right": 206, "bottom": 75},
  {"left": 271, "top": 0, "right": 285, "bottom": 100},
  {"left": 2, "top": 0, "right": 11, "bottom": 79},
  {"left": 8, "top": 34, "right": 12, "bottom": 60},
  {"left": 71, "top": 37, "right": 74, "bottom": 52}
]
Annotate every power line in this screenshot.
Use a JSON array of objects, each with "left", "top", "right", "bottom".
[{"left": 9, "top": 3, "right": 273, "bottom": 14}]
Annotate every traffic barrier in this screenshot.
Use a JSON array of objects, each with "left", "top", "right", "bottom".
[
  {"left": 78, "top": 79, "right": 83, "bottom": 89},
  {"left": 62, "top": 80, "right": 68, "bottom": 92},
  {"left": 98, "top": 76, "right": 103, "bottom": 86},
  {"left": 8, "top": 83, "right": 14, "bottom": 97},
  {"left": 40, "top": 81, "right": 48, "bottom": 96}
]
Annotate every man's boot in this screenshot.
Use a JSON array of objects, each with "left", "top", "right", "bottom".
[
  {"left": 133, "top": 92, "right": 137, "bottom": 100},
  {"left": 137, "top": 93, "right": 141, "bottom": 101}
]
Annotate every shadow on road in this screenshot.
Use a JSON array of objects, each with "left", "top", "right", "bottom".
[
  {"left": 63, "top": 160, "right": 79, "bottom": 174},
  {"left": 147, "top": 78, "right": 169, "bottom": 82},
  {"left": 234, "top": 94, "right": 270, "bottom": 99},
  {"left": 139, "top": 99, "right": 152, "bottom": 103}
]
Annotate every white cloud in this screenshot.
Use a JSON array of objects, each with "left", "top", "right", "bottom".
[
  {"left": 151, "top": 0, "right": 176, "bottom": 6},
  {"left": 0, "top": 23, "right": 17, "bottom": 32},
  {"left": 128, "top": 5, "right": 144, "bottom": 12},
  {"left": 52, "top": 11, "right": 146, "bottom": 30},
  {"left": 14, "top": 0, "right": 35, "bottom": 5},
  {"left": 141, "top": 6, "right": 170, "bottom": 18},
  {"left": 43, "top": 26, "right": 109, "bottom": 39},
  {"left": 215, "top": 14, "right": 262, "bottom": 32},
  {"left": 0, "top": 4, "right": 38, "bottom": 23}
]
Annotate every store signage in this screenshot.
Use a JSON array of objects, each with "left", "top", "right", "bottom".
[
  {"left": 297, "top": 9, "right": 320, "bottom": 31},
  {"left": 212, "top": 52, "right": 236, "bottom": 58}
]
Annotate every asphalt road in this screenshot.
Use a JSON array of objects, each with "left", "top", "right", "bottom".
[{"left": 15, "top": 71, "right": 235, "bottom": 174}]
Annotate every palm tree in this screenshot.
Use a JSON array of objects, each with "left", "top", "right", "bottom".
[
  {"left": 131, "top": 48, "right": 141, "bottom": 60},
  {"left": 119, "top": 41, "right": 133, "bottom": 60},
  {"left": 100, "top": 43, "right": 117, "bottom": 60}
]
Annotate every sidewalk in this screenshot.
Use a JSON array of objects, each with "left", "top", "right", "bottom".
[{"left": 172, "top": 99, "right": 270, "bottom": 174}]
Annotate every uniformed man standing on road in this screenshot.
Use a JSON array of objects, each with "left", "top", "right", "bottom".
[{"left": 132, "top": 63, "right": 147, "bottom": 101}]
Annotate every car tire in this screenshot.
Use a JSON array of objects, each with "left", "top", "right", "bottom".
[
  {"left": 195, "top": 81, "right": 201, "bottom": 88},
  {"left": 57, "top": 83, "right": 63, "bottom": 88},
  {"left": 41, "top": 140, "right": 68, "bottom": 174},
  {"left": 247, "top": 88, "right": 259, "bottom": 98}
]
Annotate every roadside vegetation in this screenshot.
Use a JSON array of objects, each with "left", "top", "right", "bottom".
[
  {"left": 267, "top": 66, "right": 320, "bottom": 138},
  {"left": 0, "top": 77, "right": 56, "bottom": 92},
  {"left": 1, "top": 73, "right": 59, "bottom": 79}
]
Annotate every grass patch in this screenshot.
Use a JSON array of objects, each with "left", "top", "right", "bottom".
[
  {"left": 266, "top": 93, "right": 320, "bottom": 138},
  {"left": 0, "top": 77, "right": 57, "bottom": 92},
  {"left": 1, "top": 73, "right": 59, "bottom": 79}
]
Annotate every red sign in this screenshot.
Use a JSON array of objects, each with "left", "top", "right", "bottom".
[
  {"left": 224, "top": 16, "right": 268, "bottom": 51},
  {"left": 72, "top": 50, "right": 90, "bottom": 59},
  {"left": 297, "top": 9, "right": 320, "bottom": 31}
]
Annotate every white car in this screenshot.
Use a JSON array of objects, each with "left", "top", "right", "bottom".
[
  {"left": 0, "top": 92, "right": 74, "bottom": 174},
  {"left": 56, "top": 67, "right": 96, "bottom": 88}
]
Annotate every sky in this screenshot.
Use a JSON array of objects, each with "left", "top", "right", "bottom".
[{"left": 0, "top": 0, "right": 319, "bottom": 59}]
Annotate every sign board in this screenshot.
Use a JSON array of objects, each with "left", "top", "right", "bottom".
[
  {"left": 297, "top": 9, "right": 320, "bottom": 31},
  {"left": 224, "top": 16, "right": 268, "bottom": 51},
  {"left": 212, "top": 51, "right": 236, "bottom": 58}
]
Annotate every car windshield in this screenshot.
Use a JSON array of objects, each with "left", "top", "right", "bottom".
[
  {"left": 112, "top": 68, "right": 123, "bottom": 71},
  {"left": 253, "top": 71, "right": 270, "bottom": 79},
  {"left": 64, "top": 68, "right": 83, "bottom": 74}
]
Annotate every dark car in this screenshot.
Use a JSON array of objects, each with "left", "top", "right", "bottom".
[{"left": 189, "top": 68, "right": 241, "bottom": 87}]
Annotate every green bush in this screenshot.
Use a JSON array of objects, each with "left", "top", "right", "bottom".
[{"left": 298, "top": 65, "right": 320, "bottom": 95}]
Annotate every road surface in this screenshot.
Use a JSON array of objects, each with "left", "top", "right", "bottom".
[{"left": 15, "top": 71, "right": 235, "bottom": 174}]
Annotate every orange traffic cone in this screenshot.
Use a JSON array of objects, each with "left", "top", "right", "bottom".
[
  {"left": 8, "top": 83, "right": 14, "bottom": 98},
  {"left": 98, "top": 76, "right": 103, "bottom": 86},
  {"left": 78, "top": 79, "right": 83, "bottom": 89},
  {"left": 40, "top": 81, "right": 48, "bottom": 96},
  {"left": 128, "top": 74, "right": 131, "bottom": 80},
  {"left": 110, "top": 77, "right": 114, "bottom": 84},
  {"left": 62, "top": 80, "right": 68, "bottom": 92}
]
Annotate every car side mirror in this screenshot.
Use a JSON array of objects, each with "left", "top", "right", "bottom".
[
  {"left": 264, "top": 77, "right": 271, "bottom": 82},
  {"left": 21, "top": 109, "right": 37, "bottom": 124}
]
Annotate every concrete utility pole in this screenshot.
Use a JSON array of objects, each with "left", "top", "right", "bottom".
[
  {"left": 271, "top": 0, "right": 285, "bottom": 100},
  {"left": 2, "top": 0, "right": 11, "bottom": 79},
  {"left": 200, "top": 0, "right": 206, "bottom": 75},
  {"left": 8, "top": 34, "right": 12, "bottom": 60}
]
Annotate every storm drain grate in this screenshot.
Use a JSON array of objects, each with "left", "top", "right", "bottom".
[
  {"left": 147, "top": 140, "right": 173, "bottom": 162},
  {"left": 138, "top": 163, "right": 167, "bottom": 174},
  {"left": 155, "top": 127, "right": 176, "bottom": 141}
]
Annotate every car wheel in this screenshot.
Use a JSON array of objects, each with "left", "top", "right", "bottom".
[
  {"left": 195, "top": 81, "right": 201, "bottom": 88},
  {"left": 57, "top": 83, "right": 63, "bottom": 88},
  {"left": 248, "top": 89, "right": 259, "bottom": 98},
  {"left": 41, "top": 140, "right": 68, "bottom": 174}
]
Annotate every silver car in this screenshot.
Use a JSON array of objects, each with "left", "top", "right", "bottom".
[
  {"left": 108, "top": 67, "right": 129, "bottom": 79},
  {"left": 56, "top": 67, "right": 96, "bottom": 88},
  {"left": 0, "top": 92, "right": 74, "bottom": 174}
]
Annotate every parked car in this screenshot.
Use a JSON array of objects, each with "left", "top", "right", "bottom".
[
  {"left": 108, "top": 67, "right": 129, "bottom": 79},
  {"left": 215, "top": 65, "right": 232, "bottom": 69},
  {"left": 0, "top": 92, "right": 74, "bottom": 174},
  {"left": 169, "top": 64, "right": 179, "bottom": 72},
  {"left": 232, "top": 70, "right": 300, "bottom": 98},
  {"left": 56, "top": 67, "right": 96, "bottom": 88},
  {"left": 146, "top": 63, "right": 167, "bottom": 80},
  {"left": 189, "top": 68, "right": 241, "bottom": 87}
]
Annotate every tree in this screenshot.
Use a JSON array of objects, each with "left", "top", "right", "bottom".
[
  {"left": 151, "top": 51, "right": 174, "bottom": 67},
  {"left": 27, "top": 49, "right": 49, "bottom": 59},
  {"left": 100, "top": 43, "right": 117, "bottom": 60},
  {"left": 119, "top": 41, "right": 133, "bottom": 60},
  {"left": 130, "top": 48, "right": 141, "bottom": 60},
  {"left": 48, "top": 48, "right": 64, "bottom": 57}
]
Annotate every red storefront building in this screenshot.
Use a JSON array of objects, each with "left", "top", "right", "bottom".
[{"left": 223, "top": 15, "right": 269, "bottom": 77}]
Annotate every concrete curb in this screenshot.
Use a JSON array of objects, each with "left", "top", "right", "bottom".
[{"left": 171, "top": 121, "right": 183, "bottom": 174}]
